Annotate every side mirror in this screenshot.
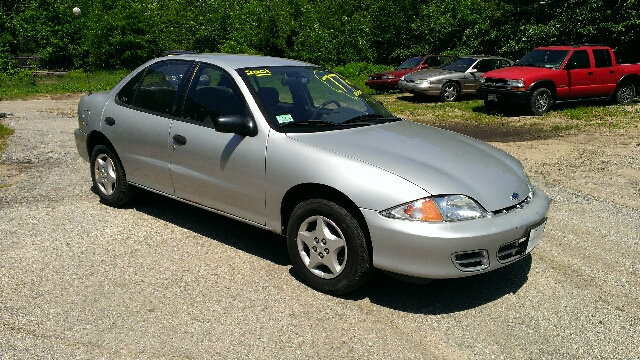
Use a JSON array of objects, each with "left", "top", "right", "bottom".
[{"left": 213, "top": 115, "right": 258, "bottom": 137}]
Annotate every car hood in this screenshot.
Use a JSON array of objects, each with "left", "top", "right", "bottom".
[
  {"left": 287, "top": 121, "right": 532, "bottom": 212},
  {"left": 403, "top": 69, "right": 458, "bottom": 80},
  {"left": 482, "top": 66, "right": 558, "bottom": 82}
]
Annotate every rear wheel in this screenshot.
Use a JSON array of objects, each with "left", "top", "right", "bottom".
[
  {"left": 440, "top": 82, "right": 460, "bottom": 102},
  {"left": 615, "top": 82, "right": 636, "bottom": 104},
  {"left": 90, "top": 145, "right": 133, "bottom": 207},
  {"left": 287, "top": 199, "right": 371, "bottom": 294},
  {"left": 528, "top": 88, "right": 553, "bottom": 116}
]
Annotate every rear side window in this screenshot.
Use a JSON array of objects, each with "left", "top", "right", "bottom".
[
  {"left": 117, "top": 61, "right": 191, "bottom": 115},
  {"left": 593, "top": 49, "right": 613, "bottom": 68},
  {"left": 116, "top": 71, "right": 143, "bottom": 106}
]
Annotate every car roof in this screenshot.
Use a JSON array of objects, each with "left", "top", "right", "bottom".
[
  {"left": 158, "top": 53, "right": 316, "bottom": 69},
  {"left": 459, "top": 55, "right": 508, "bottom": 60}
]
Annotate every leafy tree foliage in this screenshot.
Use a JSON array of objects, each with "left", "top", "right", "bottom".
[{"left": 0, "top": 0, "right": 638, "bottom": 71}]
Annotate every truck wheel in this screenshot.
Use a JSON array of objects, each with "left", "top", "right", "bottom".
[
  {"left": 528, "top": 88, "right": 552, "bottom": 116},
  {"left": 615, "top": 82, "right": 636, "bottom": 104}
]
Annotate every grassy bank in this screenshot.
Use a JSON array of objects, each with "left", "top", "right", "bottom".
[
  {"left": 0, "top": 121, "right": 15, "bottom": 154},
  {"left": 0, "top": 70, "right": 128, "bottom": 100}
]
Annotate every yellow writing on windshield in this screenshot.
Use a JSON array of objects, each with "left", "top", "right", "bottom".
[
  {"left": 245, "top": 69, "right": 272, "bottom": 77},
  {"left": 315, "top": 72, "right": 361, "bottom": 99}
]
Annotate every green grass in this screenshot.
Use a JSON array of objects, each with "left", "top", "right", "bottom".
[
  {"left": 0, "top": 69, "right": 128, "bottom": 100},
  {"left": 0, "top": 121, "right": 15, "bottom": 154}
]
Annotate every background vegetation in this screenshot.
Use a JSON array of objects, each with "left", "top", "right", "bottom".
[{"left": 0, "top": 0, "right": 638, "bottom": 73}]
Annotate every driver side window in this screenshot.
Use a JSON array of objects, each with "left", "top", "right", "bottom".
[{"left": 182, "top": 64, "right": 246, "bottom": 125}]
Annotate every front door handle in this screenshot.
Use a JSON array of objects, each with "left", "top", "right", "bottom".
[
  {"left": 104, "top": 117, "right": 116, "bottom": 126},
  {"left": 172, "top": 134, "right": 187, "bottom": 146}
]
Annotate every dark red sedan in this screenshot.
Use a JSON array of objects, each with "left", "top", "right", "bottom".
[{"left": 365, "top": 55, "right": 453, "bottom": 91}]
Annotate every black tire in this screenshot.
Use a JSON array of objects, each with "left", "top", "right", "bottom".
[
  {"left": 286, "top": 199, "right": 371, "bottom": 294},
  {"left": 528, "top": 87, "right": 553, "bottom": 116},
  {"left": 90, "top": 145, "right": 133, "bottom": 207},
  {"left": 440, "top": 82, "right": 460, "bottom": 102},
  {"left": 614, "top": 82, "right": 636, "bottom": 104}
]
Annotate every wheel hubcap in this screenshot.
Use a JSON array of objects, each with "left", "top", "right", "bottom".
[
  {"left": 94, "top": 154, "right": 117, "bottom": 196},
  {"left": 443, "top": 85, "right": 457, "bottom": 100},
  {"left": 620, "top": 86, "right": 633, "bottom": 103},
  {"left": 535, "top": 93, "right": 549, "bottom": 112},
  {"left": 296, "top": 216, "right": 347, "bottom": 279}
]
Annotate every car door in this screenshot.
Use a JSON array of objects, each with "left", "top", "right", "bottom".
[
  {"left": 102, "top": 60, "right": 192, "bottom": 194},
  {"left": 168, "top": 63, "right": 268, "bottom": 224},
  {"left": 563, "top": 50, "right": 597, "bottom": 98},
  {"left": 590, "top": 48, "right": 618, "bottom": 96}
]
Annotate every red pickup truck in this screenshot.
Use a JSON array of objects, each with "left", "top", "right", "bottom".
[{"left": 477, "top": 45, "right": 640, "bottom": 115}]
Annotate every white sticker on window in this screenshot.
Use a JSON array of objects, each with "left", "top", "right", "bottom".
[{"left": 276, "top": 114, "right": 294, "bottom": 123}]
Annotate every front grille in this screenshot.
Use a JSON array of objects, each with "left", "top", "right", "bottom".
[
  {"left": 451, "top": 250, "right": 489, "bottom": 272},
  {"left": 497, "top": 237, "right": 528, "bottom": 263},
  {"left": 482, "top": 77, "right": 510, "bottom": 88}
]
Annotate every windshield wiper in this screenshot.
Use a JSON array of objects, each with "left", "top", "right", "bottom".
[
  {"left": 279, "top": 119, "right": 336, "bottom": 128},
  {"left": 341, "top": 114, "right": 400, "bottom": 125},
  {"left": 518, "top": 63, "right": 544, "bottom": 68}
]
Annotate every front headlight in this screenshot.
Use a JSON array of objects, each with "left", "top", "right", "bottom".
[
  {"left": 380, "top": 195, "right": 488, "bottom": 222},
  {"left": 478, "top": 76, "right": 486, "bottom": 84},
  {"left": 507, "top": 79, "right": 525, "bottom": 90},
  {"left": 382, "top": 74, "right": 396, "bottom": 79},
  {"left": 415, "top": 79, "right": 430, "bottom": 85}
]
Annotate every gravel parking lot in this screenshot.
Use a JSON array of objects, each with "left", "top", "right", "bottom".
[{"left": 1, "top": 95, "right": 639, "bottom": 359}]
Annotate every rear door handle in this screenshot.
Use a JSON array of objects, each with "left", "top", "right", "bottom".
[
  {"left": 172, "top": 134, "right": 187, "bottom": 146},
  {"left": 104, "top": 117, "right": 116, "bottom": 126},
  {"left": 588, "top": 72, "right": 593, "bottom": 76}
]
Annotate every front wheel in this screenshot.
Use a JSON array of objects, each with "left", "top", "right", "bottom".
[
  {"left": 90, "top": 145, "right": 133, "bottom": 207},
  {"left": 440, "top": 82, "right": 460, "bottom": 102},
  {"left": 287, "top": 199, "right": 371, "bottom": 294},
  {"left": 615, "top": 82, "right": 636, "bottom": 104},
  {"left": 528, "top": 88, "right": 553, "bottom": 116}
]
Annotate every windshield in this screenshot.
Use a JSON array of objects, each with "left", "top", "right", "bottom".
[
  {"left": 397, "top": 57, "right": 424, "bottom": 69},
  {"left": 517, "top": 49, "right": 570, "bottom": 69},
  {"left": 440, "top": 57, "right": 477, "bottom": 72},
  {"left": 242, "top": 66, "right": 397, "bottom": 132}
]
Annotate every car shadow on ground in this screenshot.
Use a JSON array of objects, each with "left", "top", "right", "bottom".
[
  {"left": 129, "top": 188, "right": 291, "bottom": 267},
  {"left": 345, "top": 256, "right": 532, "bottom": 314},
  {"left": 124, "top": 188, "right": 532, "bottom": 314}
]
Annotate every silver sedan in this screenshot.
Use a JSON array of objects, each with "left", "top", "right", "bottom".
[
  {"left": 74, "top": 54, "right": 548, "bottom": 294},
  {"left": 398, "top": 56, "right": 514, "bottom": 102}
]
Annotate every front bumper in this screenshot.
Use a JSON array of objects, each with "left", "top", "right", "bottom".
[
  {"left": 477, "top": 87, "right": 531, "bottom": 104},
  {"left": 363, "top": 187, "right": 550, "bottom": 279},
  {"left": 397, "top": 80, "right": 442, "bottom": 96}
]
